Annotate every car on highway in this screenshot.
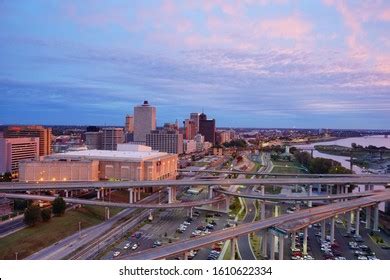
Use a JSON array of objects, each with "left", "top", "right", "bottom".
[
  {"left": 124, "top": 243, "right": 131, "bottom": 249},
  {"left": 197, "top": 225, "right": 206, "bottom": 231},
  {"left": 132, "top": 243, "right": 139, "bottom": 250},
  {"left": 113, "top": 251, "right": 121, "bottom": 257},
  {"left": 206, "top": 223, "right": 214, "bottom": 230},
  {"left": 183, "top": 221, "right": 191, "bottom": 226},
  {"left": 152, "top": 241, "right": 162, "bottom": 248}
]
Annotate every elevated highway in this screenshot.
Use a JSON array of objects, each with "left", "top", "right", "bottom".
[
  {"left": 1, "top": 175, "right": 389, "bottom": 191},
  {"left": 216, "top": 188, "right": 378, "bottom": 201},
  {"left": 0, "top": 193, "right": 226, "bottom": 209},
  {"left": 120, "top": 190, "right": 390, "bottom": 260}
]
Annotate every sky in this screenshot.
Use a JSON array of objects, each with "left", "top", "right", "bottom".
[{"left": 0, "top": 0, "right": 389, "bottom": 129}]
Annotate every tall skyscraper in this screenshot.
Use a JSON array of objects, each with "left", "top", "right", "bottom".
[
  {"left": 102, "top": 128, "right": 124, "bottom": 150},
  {"left": 190, "top": 113, "right": 200, "bottom": 133},
  {"left": 199, "top": 113, "right": 216, "bottom": 145},
  {"left": 134, "top": 101, "right": 156, "bottom": 142},
  {"left": 4, "top": 125, "right": 51, "bottom": 156},
  {"left": 0, "top": 137, "right": 40, "bottom": 177},
  {"left": 125, "top": 115, "right": 134, "bottom": 133},
  {"left": 183, "top": 119, "right": 197, "bottom": 140}
]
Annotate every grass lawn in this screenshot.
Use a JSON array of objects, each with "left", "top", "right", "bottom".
[
  {"left": 271, "top": 160, "right": 304, "bottom": 174},
  {"left": 0, "top": 205, "right": 122, "bottom": 260}
]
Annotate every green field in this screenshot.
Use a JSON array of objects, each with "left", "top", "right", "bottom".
[
  {"left": 271, "top": 160, "right": 305, "bottom": 174},
  {"left": 0, "top": 205, "right": 122, "bottom": 260}
]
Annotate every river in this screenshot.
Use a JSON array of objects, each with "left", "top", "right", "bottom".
[{"left": 294, "top": 135, "right": 389, "bottom": 209}]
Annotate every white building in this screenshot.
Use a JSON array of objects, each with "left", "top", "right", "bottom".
[{"left": 183, "top": 139, "right": 197, "bottom": 154}]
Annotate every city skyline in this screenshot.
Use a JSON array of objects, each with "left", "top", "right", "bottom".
[{"left": 1, "top": 1, "right": 390, "bottom": 129}]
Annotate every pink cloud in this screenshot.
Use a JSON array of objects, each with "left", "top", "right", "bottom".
[
  {"left": 378, "top": 9, "right": 390, "bottom": 21},
  {"left": 256, "top": 16, "right": 312, "bottom": 40}
]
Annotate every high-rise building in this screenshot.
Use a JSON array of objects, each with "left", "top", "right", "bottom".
[
  {"left": 146, "top": 131, "right": 183, "bottom": 154},
  {"left": 183, "top": 119, "right": 197, "bottom": 140},
  {"left": 125, "top": 115, "right": 134, "bottom": 133},
  {"left": 0, "top": 137, "right": 40, "bottom": 177},
  {"left": 4, "top": 125, "right": 51, "bottom": 156},
  {"left": 199, "top": 113, "right": 216, "bottom": 145},
  {"left": 102, "top": 128, "right": 123, "bottom": 150},
  {"left": 134, "top": 101, "right": 156, "bottom": 142},
  {"left": 190, "top": 113, "right": 200, "bottom": 133},
  {"left": 85, "top": 131, "right": 103, "bottom": 150}
]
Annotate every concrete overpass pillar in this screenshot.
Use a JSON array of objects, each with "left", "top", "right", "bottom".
[
  {"left": 355, "top": 208, "right": 360, "bottom": 237},
  {"left": 365, "top": 207, "right": 371, "bottom": 229},
  {"left": 96, "top": 189, "right": 101, "bottom": 200},
  {"left": 105, "top": 207, "right": 110, "bottom": 220},
  {"left": 168, "top": 187, "right": 174, "bottom": 204},
  {"left": 230, "top": 237, "right": 237, "bottom": 260},
  {"left": 261, "top": 231, "right": 268, "bottom": 258},
  {"left": 278, "top": 237, "right": 285, "bottom": 260},
  {"left": 208, "top": 185, "right": 214, "bottom": 199},
  {"left": 269, "top": 234, "right": 276, "bottom": 260},
  {"left": 291, "top": 232, "right": 296, "bottom": 250},
  {"left": 326, "top": 185, "right": 330, "bottom": 195},
  {"left": 137, "top": 188, "right": 141, "bottom": 201},
  {"left": 373, "top": 204, "right": 379, "bottom": 232},
  {"left": 308, "top": 185, "right": 313, "bottom": 208},
  {"left": 347, "top": 211, "right": 353, "bottom": 234},
  {"left": 128, "top": 189, "right": 134, "bottom": 204},
  {"left": 189, "top": 207, "right": 193, "bottom": 218},
  {"left": 183, "top": 251, "right": 190, "bottom": 260},
  {"left": 65, "top": 190, "right": 69, "bottom": 198},
  {"left": 261, "top": 201, "right": 266, "bottom": 220},
  {"left": 321, "top": 220, "right": 326, "bottom": 242},
  {"left": 303, "top": 227, "right": 308, "bottom": 255},
  {"left": 330, "top": 217, "right": 335, "bottom": 244}
]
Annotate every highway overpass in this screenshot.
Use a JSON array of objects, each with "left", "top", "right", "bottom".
[
  {"left": 1, "top": 175, "right": 389, "bottom": 191},
  {"left": 120, "top": 190, "right": 390, "bottom": 260}
]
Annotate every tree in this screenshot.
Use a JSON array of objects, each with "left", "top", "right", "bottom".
[
  {"left": 52, "top": 197, "right": 66, "bottom": 216},
  {"left": 41, "top": 208, "right": 52, "bottom": 222},
  {"left": 24, "top": 204, "right": 41, "bottom": 226}
]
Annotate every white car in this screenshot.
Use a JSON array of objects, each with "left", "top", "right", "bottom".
[
  {"left": 132, "top": 243, "right": 139, "bottom": 250},
  {"left": 357, "top": 256, "right": 368, "bottom": 260},
  {"left": 113, "top": 251, "right": 120, "bottom": 257},
  {"left": 124, "top": 243, "right": 131, "bottom": 249},
  {"left": 183, "top": 221, "right": 191, "bottom": 226}
]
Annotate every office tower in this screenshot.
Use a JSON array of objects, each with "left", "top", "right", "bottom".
[
  {"left": 0, "top": 137, "right": 39, "bottom": 177},
  {"left": 4, "top": 125, "right": 51, "bottom": 156},
  {"left": 102, "top": 128, "right": 124, "bottom": 150},
  {"left": 146, "top": 130, "right": 184, "bottom": 154},
  {"left": 85, "top": 131, "right": 103, "bottom": 150},
  {"left": 190, "top": 113, "right": 200, "bottom": 133},
  {"left": 183, "top": 119, "right": 197, "bottom": 140},
  {"left": 199, "top": 113, "right": 216, "bottom": 145},
  {"left": 125, "top": 115, "right": 134, "bottom": 133},
  {"left": 134, "top": 101, "right": 156, "bottom": 142}
]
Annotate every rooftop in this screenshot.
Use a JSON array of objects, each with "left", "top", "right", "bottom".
[{"left": 49, "top": 149, "right": 170, "bottom": 162}]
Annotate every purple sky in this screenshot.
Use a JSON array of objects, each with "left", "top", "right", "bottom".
[{"left": 0, "top": 0, "right": 389, "bottom": 128}]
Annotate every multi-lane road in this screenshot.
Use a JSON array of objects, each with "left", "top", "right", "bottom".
[
  {"left": 1, "top": 175, "right": 390, "bottom": 191},
  {"left": 121, "top": 190, "right": 390, "bottom": 260}
]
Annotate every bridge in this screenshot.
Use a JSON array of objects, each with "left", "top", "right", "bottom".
[{"left": 120, "top": 190, "right": 390, "bottom": 260}]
